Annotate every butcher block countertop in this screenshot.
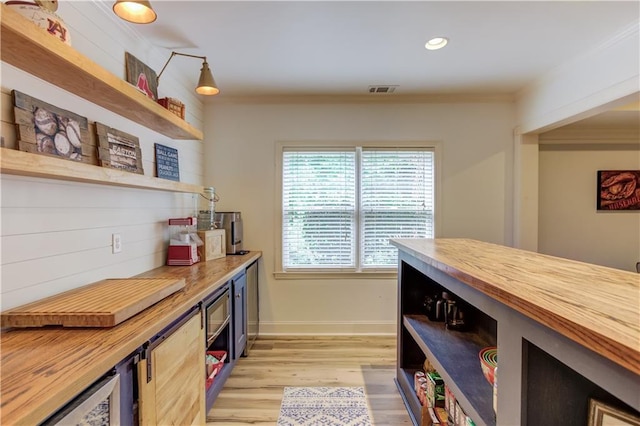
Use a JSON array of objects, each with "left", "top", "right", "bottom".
[
  {"left": 0, "top": 251, "right": 261, "bottom": 426},
  {"left": 391, "top": 238, "right": 640, "bottom": 375}
]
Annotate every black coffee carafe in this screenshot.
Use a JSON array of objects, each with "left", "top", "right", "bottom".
[
  {"left": 423, "top": 293, "right": 445, "bottom": 322},
  {"left": 442, "top": 291, "right": 466, "bottom": 331}
]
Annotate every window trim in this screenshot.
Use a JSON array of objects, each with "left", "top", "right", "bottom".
[{"left": 275, "top": 140, "right": 442, "bottom": 278}]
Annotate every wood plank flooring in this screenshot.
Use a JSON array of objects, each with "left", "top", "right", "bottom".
[{"left": 207, "top": 336, "right": 412, "bottom": 425}]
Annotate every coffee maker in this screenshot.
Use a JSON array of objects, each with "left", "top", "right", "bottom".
[{"left": 214, "top": 212, "right": 245, "bottom": 254}]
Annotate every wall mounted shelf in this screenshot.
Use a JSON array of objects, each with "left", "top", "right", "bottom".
[
  {"left": 0, "top": 148, "right": 204, "bottom": 194},
  {"left": 0, "top": 4, "right": 203, "bottom": 141}
]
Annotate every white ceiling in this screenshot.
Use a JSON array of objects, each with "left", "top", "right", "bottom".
[{"left": 134, "top": 1, "right": 639, "bottom": 100}]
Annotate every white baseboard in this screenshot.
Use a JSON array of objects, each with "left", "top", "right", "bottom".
[{"left": 258, "top": 321, "right": 396, "bottom": 336}]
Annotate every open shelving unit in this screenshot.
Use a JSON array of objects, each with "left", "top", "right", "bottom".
[
  {"left": 0, "top": 147, "right": 204, "bottom": 193},
  {"left": 0, "top": 4, "right": 206, "bottom": 194},
  {"left": 397, "top": 258, "right": 497, "bottom": 426},
  {"left": 0, "top": 4, "right": 203, "bottom": 141},
  {"left": 403, "top": 315, "right": 494, "bottom": 426}
]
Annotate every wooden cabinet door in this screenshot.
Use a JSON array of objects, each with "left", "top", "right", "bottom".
[
  {"left": 233, "top": 273, "right": 247, "bottom": 359},
  {"left": 138, "top": 312, "right": 205, "bottom": 425}
]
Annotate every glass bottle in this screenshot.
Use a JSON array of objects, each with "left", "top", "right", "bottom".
[{"left": 197, "top": 187, "right": 216, "bottom": 231}]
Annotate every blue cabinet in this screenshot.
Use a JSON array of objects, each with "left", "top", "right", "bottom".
[{"left": 232, "top": 271, "right": 247, "bottom": 359}]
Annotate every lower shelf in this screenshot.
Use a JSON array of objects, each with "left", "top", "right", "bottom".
[
  {"left": 403, "top": 314, "right": 495, "bottom": 426},
  {"left": 396, "top": 367, "right": 422, "bottom": 426},
  {"left": 205, "top": 359, "right": 236, "bottom": 412}
]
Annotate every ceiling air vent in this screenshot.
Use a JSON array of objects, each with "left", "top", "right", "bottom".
[{"left": 368, "top": 85, "right": 398, "bottom": 94}]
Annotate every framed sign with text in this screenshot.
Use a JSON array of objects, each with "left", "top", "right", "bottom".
[
  {"left": 155, "top": 143, "right": 180, "bottom": 181},
  {"left": 597, "top": 170, "right": 640, "bottom": 210},
  {"left": 95, "top": 122, "right": 144, "bottom": 174}
]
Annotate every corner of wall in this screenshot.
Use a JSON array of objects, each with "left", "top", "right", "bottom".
[{"left": 516, "top": 22, "right": 639, "bottom": 134}]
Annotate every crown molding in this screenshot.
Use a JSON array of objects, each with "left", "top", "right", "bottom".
[
  {"left": 205, "top": 93, "right": 515, "bottom": 105},
  {"left": 516, "top": 21, "right": 640, "bottom": 101}
]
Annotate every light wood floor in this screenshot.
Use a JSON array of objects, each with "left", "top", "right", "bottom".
[{"left": 207, "top": 336, "right": 412, "bottom": 425}]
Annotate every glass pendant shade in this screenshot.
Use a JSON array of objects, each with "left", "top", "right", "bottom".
[{"left": 113, "top": 0, "right": 157, "bottom": 24}]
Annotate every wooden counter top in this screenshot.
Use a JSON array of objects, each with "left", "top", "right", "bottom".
[
  {"left": 391, "top": 238, "right": 639, "bottom": 375},
  {"left": 0, "top": 252, "right": 261, "bottom": 425}
]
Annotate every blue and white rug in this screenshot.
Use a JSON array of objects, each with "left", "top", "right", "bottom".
[{"left": 277, "top": 387, "right": 373, "bottom": 426}]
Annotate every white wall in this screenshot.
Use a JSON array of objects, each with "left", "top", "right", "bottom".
[
  {"left": 514, "top": 19, "right": 639, "bottom": 266},
  {"left": 516, "top": 22, "right": 639, "bottom": 134},
  {"left": 538, "top": 128, "right": 640, "bottom": 272},
  {"left": 0, "top": 2, "right": 204, "bottom": 309},
  {"left": 205, "top": 100, "right": 515, "bottom": 334}
]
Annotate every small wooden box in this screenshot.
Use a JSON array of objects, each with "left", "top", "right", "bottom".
[
  {"left": 157, "top": 97, "right": 185, "bottom": 119},
  {"left": 197, "top": 229, "right": 226, "bottom": 261}
]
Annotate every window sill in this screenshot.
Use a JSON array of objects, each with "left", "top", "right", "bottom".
[{"left": 273, "top": 271, "right": 398, "bottom": 280}]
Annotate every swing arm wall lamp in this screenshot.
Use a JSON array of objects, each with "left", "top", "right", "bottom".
[{"left": 157, "top": 52, "right": 220, "bottom": 96}]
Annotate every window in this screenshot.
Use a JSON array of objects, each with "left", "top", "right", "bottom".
[{"left": 280, "top": 144, "right": 436, "bottom": 272}]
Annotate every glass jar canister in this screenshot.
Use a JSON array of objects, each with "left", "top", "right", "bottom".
[{"left": 197, "top": 187, "right": 216, "bottom": 231}]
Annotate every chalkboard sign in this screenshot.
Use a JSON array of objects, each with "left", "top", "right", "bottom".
[{"left": 154, "top": 143, "right": 180, "bottom": 181}]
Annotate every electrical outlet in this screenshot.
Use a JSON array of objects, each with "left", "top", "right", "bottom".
[{"left": 112, "top": 233, "right": 122, "bottom": 254}]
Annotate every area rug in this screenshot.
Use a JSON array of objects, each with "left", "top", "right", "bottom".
[{"left": 277, "top": 386, "right": 373, "bottom": 426}]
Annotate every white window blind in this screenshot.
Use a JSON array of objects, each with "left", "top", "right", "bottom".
[
  {"left": 360, "top": 149, "right": 434, "bottom": 267},
  {"left": 282, "top": 150, "right": 356, "bottom": 269},
  {"left": 281, "top": 147, "right": 434, "bottom": 271}
]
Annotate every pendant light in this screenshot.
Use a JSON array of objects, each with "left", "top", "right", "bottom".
[
  {"left": 195, "top": 61, "right": 219, "bottom": 95},
  {"left": 113, "top": 0, "right": 157, "bottom": 24},
  {"left": 157, "top": 52, "right": 220, "bottom": 96}
]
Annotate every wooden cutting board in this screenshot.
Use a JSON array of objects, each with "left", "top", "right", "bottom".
[{"left": 1, "top": 277, "right": 186, "bottom": 328}]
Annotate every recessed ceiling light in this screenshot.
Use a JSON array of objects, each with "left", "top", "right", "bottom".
[{"left": 425, "top": 37, "right": 448, "bottom": 50}]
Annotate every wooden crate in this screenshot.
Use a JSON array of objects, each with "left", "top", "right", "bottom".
[
  {"left": 157, "top": 97, "right": 185, "bottom": 119},
  {"left": 197, "top": 229, "right": 226, "bottom": 261}
]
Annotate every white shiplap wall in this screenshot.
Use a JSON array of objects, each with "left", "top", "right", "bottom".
[{"left": 0, "top": 2, "right": 206, "bottom": 309}]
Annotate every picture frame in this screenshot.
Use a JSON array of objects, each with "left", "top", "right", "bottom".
[
  {"left": 588, "top": 399, "right": 640, "bottom": 426},
  {"left": 597, "top": 170, "right": 640, "bottom": 210},
  {"left": 154, "top": 143, "right": 180, "bottom": 181},
  {"left": 12, "top": 90, "right": 95, "bottom": 164},
  {"left": 125, "top": 52, "right": 158, "bottom": 101},
  {"left": 95, "top": 122, "right": 144, "bottom": 174}
]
